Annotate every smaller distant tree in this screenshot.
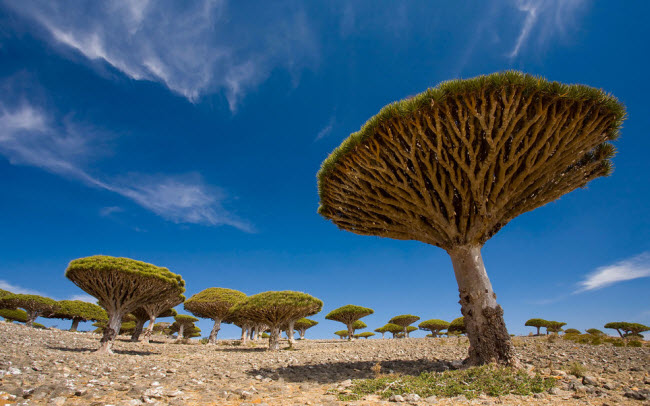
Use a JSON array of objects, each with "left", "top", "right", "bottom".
[
  {"left": 172, "top": 315, "right": 199, "bottom": 339},
  {"left": 384, "top": 323, "right": 404, "bottom": 338},
  {"left": 152, "top": 322, "right": 171, "bottom": 335},
  {"left": 326, "top": 305, "right": 374, "bottom": 341},
  {"left": 47, "top": 300, "right": 107, "bottom": 331},
  {"left": 564, "top": 328, "right": 580, "bottom": 335},
  {"left": 0, "top": 308, "right": 28, "bottom": 323},
  {"left": 546, "top": 321, "right": 566, "bottom": 334},
  {"left": 604, "top": 322, "right": 628, "bottom": 338},
  {"left": 0, "top": 289, "right": 12, "bottom": 298},
  {"left": 334, "top": 330, "right": 349, "bottom": 339},
  {"left": 33, "top": 322, "right": 46, "bottom": 329},
  {"left": 356, "top": 332, "right": 375, "bottom": 339},
  {"left": 184, "top": 288, "right": 246, "bottom": 344},
  {"left": 351, "top": 320, "right": 367, "bottom": 334},
  {"left": 624, "top": 323, "right": 649, "bottom": 338},
  {"left": 120, "top": 321, "right": 137, "bottom": 335},
  {"left": 389, "top": 315, "right": 420, "bottom": 338},
  {"left": 448, "top": 317, "right": 466, "bottom": 336},
  {"left": 418, "top": 319, "right": 450, "bottom": 337},
  {"left": 586, "top": 328, "right": 604, "bottom": 336},
  {"left": 131, "top": 307, "right": 177, "bottom": 342},
  {"left": 230, "top": 291, "right": 323, "bottom": 350},
  {"left": 294, "top": 318, "right": 318, "bottom": 340},
  {"left": 0, "top": 294, "right": 58, "bottom": 327},
  {"left": 374, "top": 326, "right": 388, "bottom": 339},
  {"left": 406, "top": 326, "right": 417, "bottom": 336},
  {"left": 525, "top": 319, "right": 549, "bottom": 336}
]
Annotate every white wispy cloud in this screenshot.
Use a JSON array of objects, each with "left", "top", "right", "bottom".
[
  {"left": 314, "top": 116, "right": 336, "bottom": 141},
  {"left": 5, "top": 1, "right": 319, "bottom": 111},
  {"left": 508, "top": 0, "right": 588, "bottom": 58},
  {"left": 0, "top": 280, "right": 47, "bottom": 295},
  {"left": 66, "top": 294, "right": 96, "bottom": 303},
  {"left": 99, "top": 206, "right": 123, "bottom": 217},
  {"left": 0, "top": 103, "right": 251, "bottom": 230},
  {"left": 576, "top": 252, "right": 650, "bottom": 293}
]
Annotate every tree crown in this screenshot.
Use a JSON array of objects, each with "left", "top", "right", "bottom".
[
  {"left": 383, "top": 323, "right": 404, "bottom": 334},
  {"left": 389, "top": 314, "right": 420, "bottom": 327},
  {"left": 525, "top": 318, "right": 549, "bottom": 328},
  {"left": 184, "top": 287, "right": 246, "bottom": 320},
  {"left": 448, "top": 317, "right": 466, "bottom": 333},
  {"left": 586, "top": 328, "right": 604, "bottom": 336},
  {"left": 0, "top": 308, "right": 28, "bottom": 322},
  {"left": 564, "top": 328, "right": 581, "bottom": 335},
  {"left": 0, "top": 294, "right": 58, "bottom": 314},
  {"left": 49, "top": 300, "right": 107, "bottom": 322},
  {"left": 325, "top": 305, "right": 374, "bottom": 325},
  {"left": 230, "top": 291, "right": 323, "bottom": 327},
  {"left": 334, "top": 330, "right": 349, "bottom": 337},
  {"left": 356, "top": 332, "right": 375, "bottom": 338},
  {"left": 294, "top": 318, "right": 318, "bottom": 330},
  {"left": 418, "top": 319, "right": 450, "bottom": 331},
  {"left": 352, "top": 320, "right": 367, "bottom": 330},
  {"left": 174, "top": 314, "right": 199, "bottom": 326},
  {"left": 317, "top": 71, "right": 625, "bottom": 249}
]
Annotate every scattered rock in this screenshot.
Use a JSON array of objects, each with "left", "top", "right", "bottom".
[{"left": 389, "top": 394, "right": 405, "bottom": 402}]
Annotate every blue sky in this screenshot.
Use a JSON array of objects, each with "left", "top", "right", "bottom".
[{"left": 0, "top": 1, "right": 648, "bottom": 339}]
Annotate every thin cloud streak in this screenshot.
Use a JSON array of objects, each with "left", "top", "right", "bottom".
[
  {"left": 0, "top": 103, "right": 251, "bottom": 231},
  {"left": 508, "top": 1, "right": 539, "bottom": 58},
  {"left": 5, "top": 1, "right": 319, "bottom": 111},
  {"left": 314, "top": 116, "right": 335, "bottom": 141},
  {"left": 576, "top": 252, "right": 650, "bottom": 293},
  {"left": 0, "top": 280, "right": 47, "bottom": 296}
]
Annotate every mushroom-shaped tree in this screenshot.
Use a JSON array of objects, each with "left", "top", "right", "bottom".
[
  {"left": 138, "top": 293, "right": 184, "bottom": 343},
  {"left": 0, "top": 289, "right": 12, "bottom": 298},
  {"left": 586, "top": 328, "right": 604, "bottom": 336},
  {"left": 65, "top": 255, "right": 185, "bottom": 354},
  {"left": 47, "top": 300, "right": 107, "bottom": 331},
  {"left": 0, "top": 308, "right": 28, "bottom": 323},
  {"left": 406, "top": 326, "right": 418, "bottom": 336},
  {"left": 131, "top": 307, "right": 177, "bottom": 342},
  {"left": 294, "top": 318, "right": 318, "bottom": 340},
  {"left": 546, "top": 321, "right": 566, "bottom": 334},
  {"left": 351, "top": 320, "right": 367, "bottom": 334},
  {"left": 604, "top": 322, "right": 628, "bottom": 338},
  {"left": 230, "top": 291, "right": 323, "bottom": 350},
  {"left": 325, "top": 305, "right": 374, "bottom": 341},
  {"left": 374, "top": 326, "right": 388, "bottom": 339},
  {"left": 525, "top": 319, "right": 549, "bottom": 336},
  {"left": 389, "top": 315, "right": 420, "bottom": 338},
  {"left": 448, "top": 317, "right": 467, "bottom": 336},
  {"left": 356, "top": 332, "right": 375, "bottom": 339},
  {"left": 334, "top": 330, "right": 349, "bottom": 339},
  {"left": 172, "top": 314, "right": 199, "bottom": 340},
  {"left": 184, "top": 288, "right": 246, "bottom": 344},
  {"left": 384, "top": 323, "right": 405, "bottom": 338},
  {"left": 419, "top": 319, "right": 450, "bottom": 337},
  {"left": 564, "top": 328, "right": 580, "bottom": 335},
  {"left": 317, "top": 72, "right": 625, "bottom": 366},
  {"left": 619, "top": 322, "right": 649, "bottom": 338},
  {"left": 152, "top": 322, "right": 171, "bottom": 335},
  {"left": 0, "top": 294, "right": 58, "bottom": 327}
]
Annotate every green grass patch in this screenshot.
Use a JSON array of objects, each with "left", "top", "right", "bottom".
[{"left": 335, "top": 365, "right": 555, "bottom": 401}]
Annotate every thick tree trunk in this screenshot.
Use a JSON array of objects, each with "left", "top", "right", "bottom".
[
  {"left": 98, "top": 311, "right": 122, "bottom": 354},
  {"left": 448, "top": 245, "right": 519, "bottom": 367},
  {"left": 299, "top": 328, "right": 306, "bottom": 340},
  {"left": 269, "top": 326, "right": 280, "bottom": 350},
  {"left": 209, "top": 319, "right": 221, "bottom": 344},
  {"left": 142, "top": 316, "right": 156, "bottom": 344},
  {"left": 347, "top": 323, "right": 354, "bottom": 341},
  {"left": 381, "top": 332, "right": 385, "bottom": 339},
  {"left": 536, "top": 326, "right": 540, "bottom": 336},
  {"left": 241, "top": 324, "right": 249, "bottom": 344},
  {"left": 177, "top": 324, "right": 185, "bottom": 340},
  {"left": 287, "top": 320, "right": 295, "bottom": 345},
  {"left": 131, "top": 319, "right": 146, "bottom": 342},
  {"left": 25, "top": 311, "right": 37, "bottom": 327},
  {"left": 70, "top": 318, "right": 81, "bottom": 332}
]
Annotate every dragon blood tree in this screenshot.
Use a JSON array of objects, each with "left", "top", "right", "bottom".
[
  {"left": 334, "top": 330, "right": 349, "bottom": 339},
  {"left": 184, "top": 288, "right": 246, "bottom": 344},
  {"left": 384, "top": 323, "right": 404, "bottom": 338},
  {"left": 131, "top": 307, "right": 177, "bottom": 342},
  {"left": 586, "top": 328, "right": 604, "bottom": 336},
  {"left": 65, "top": 255, "right": 185, "bottom": 354},
  {"left": 546, "top": 321, "right": 566, "bottom": 334},
  {"left": 294, "top": 318, "right": 318, "bottom": 339},
  {"left": 47, "top": 300, "right": 107, "bottom": 331},
  {"left": 374, "top": 325, "right": 388, "bottom": 339},
  {"left": 139, "top": 293, "right": 184, "bottom": 343},
  {"left": 389, "top": 315, "right": 420, "bottom": 338},
  {"left": 231, "top": 291, "right": 323, "bottom": 350},
  {"left": 325, "top": 305, "right": 374, "bottom": 341},
  {"left": 0, "top": 308, "right": 28, "bottom": 323},
  {"left": 525, "top": 318, "right": 549, "bottom": 336},
  {"left": 0, "top": 294, "right": 58, "bottom": 327},
  {"left": 317, "top": 71, "right": 625, "bottom": 366},
  {"left": 172, "top": 314, "right": 199, "bottom": 340},
  {"left": 448, "top": 317, "right": 467, "bottom": 336},
  {"left": 357, "top": 331, "right": 375, "bottom": 339},
  {"left": 564, "top": 328, "right": 580, "bottom": 335},
  {"left": 351, "top": 320, "right": 367, "bottom": 334},
  {"left": 419, "top": 319, "right": 450, "bottom": 337},
  {"left": 0, "top": 289, "right": 11, "bottom": 298}
]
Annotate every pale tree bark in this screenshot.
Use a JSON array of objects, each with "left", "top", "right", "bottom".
[
  {"left": 142, "top": 316, "right": 157, "bottom": 344},
  {"left": 347, "top": 323, "right": 354, "bottom": 341},
  {"left": 70, "top": 318, "right": 81, "bottom": 332},
  {"left": 381, "top": 332, "right": 385, "bottom": 339},
  {"left": 449, "top": 245, "right": 518, "bottom": 367},
  {"left": 269, "top": 326, "right": 280, "bottom": 351},
  {"left": 177, "top": 324, "right": 185, "bottom": 340},
  {"left": 131, "top": 319, "right": 146, "bottom": 342},
  {"left": 25, "top": 311, "right": 38, "bottom": 328},
  {"left": 98, "top": 311, "right": 123, "bottom": 354},
  {"left": 287, "top": 320, "right": 295, "bottom": 345},
  {"left": 208, "top": 318, "right": 222, "bottom": 344},
  {"left": 299, "top": 328, "right": 306, "bottom": 340},
  {"left": 241, "top": 324, "right": 250, "bottom": 344}
]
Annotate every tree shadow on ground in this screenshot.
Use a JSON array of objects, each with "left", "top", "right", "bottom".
[
  {"left": 46, "top": 346, "right": 158, "bottom": 356},
  {"left": 216, "top": 346, "right": 270, "bottom": 353},
  {"left": 246, "top": 359, "right": 454, "bottom": 384}
]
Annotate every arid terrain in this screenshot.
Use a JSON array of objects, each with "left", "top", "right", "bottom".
[{"left": 0, "top": 323, "right": 648, "bottom": 406}]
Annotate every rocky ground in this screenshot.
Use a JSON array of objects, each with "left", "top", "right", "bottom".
[{"left": 0, "top": 323, "right": 648, "bottom": 406}]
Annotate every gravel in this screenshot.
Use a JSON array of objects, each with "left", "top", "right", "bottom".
[{"left": 0, "top": 322, "right": 648, "bottom": 405}]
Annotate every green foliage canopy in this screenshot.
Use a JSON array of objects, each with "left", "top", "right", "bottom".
[
  {"left": 0, "top": 308, "right": 28, "bottom": 323},
  {"left": 334, "top": 330, "right": 349, "bottom": 338},
  {"left": 418, "top": 319, "right": 450, "bottom": 335},
  {"left": 230, "top": 291, "right": 323, "bottom": 328},
  {"left": 294, "top": 318, "right": 318, "bottom": 330},
  {"left": 389, "top": 315, "right": 420, "bottom": 328},
  {"left": 563, "top": 329, "right": 581, "bottom": 335},
  {"left": 448, "top": 317, "right": 466, "bottom": 334},
  {"left": 352, "top": 320, "right": 367, "bottom": 331},
  {"left": 49, "top": 300, "right": 107, "bottom": 322},
  {"left": 184, "top": 287, "right": 246, "bottom": 321},
  {"left": 325, "top": 305, "right": 374, "bottom": 325}
]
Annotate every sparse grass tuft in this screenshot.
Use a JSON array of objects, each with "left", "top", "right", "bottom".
[
  {"left": 335, "top": 365, "right": 555, "bottom": 401},
  {"left": 627, "top": 340, "right": 642, "bottom": 347},
  {"left": 567, "top": 362, "right": 587, "bottom": 378}
]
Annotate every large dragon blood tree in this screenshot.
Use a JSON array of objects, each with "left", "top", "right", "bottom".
[
  {"left": 0, "top": 294, "right": 58, "bottom": 327},
  {"left": 389, "top": 314, "right": 420, "bottom": 338},
  {"left": 231, "top": 291, "right": 323, "bottom": 350},
  {"left": 65, "top": 255, "right": 185, "bottom": 354},
  {"left": 317, "top": 71, "right": 625, "bottom": 366},
  {"left": 184, "top": 287, "right": 246, "bottom": 344}
]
